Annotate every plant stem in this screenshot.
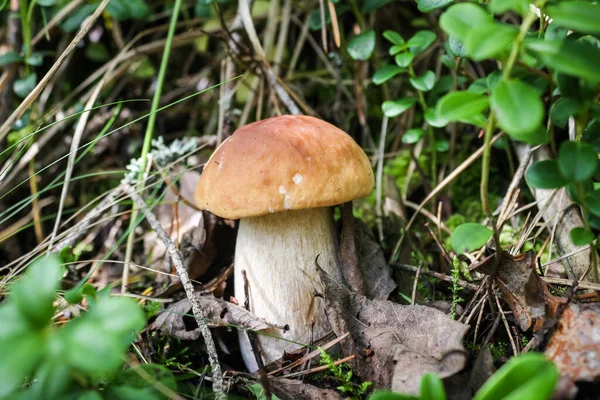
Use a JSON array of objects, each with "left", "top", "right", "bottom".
[
  {"left": 502, "top": 7, "right": 539, "bottom": 80},
  {"left": 122, "top": 0, "right": 184, "bottom": 293}
]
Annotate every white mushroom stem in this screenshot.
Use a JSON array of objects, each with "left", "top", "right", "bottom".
[{"left": 234, "top": 207, "right": 341, "bottom": 372}]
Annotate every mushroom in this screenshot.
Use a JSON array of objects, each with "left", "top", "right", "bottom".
[{"left": 195, "top": 115, "right": 374, "bottom": 371}]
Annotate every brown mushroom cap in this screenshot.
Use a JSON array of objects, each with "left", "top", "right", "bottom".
[{"left": 195, "top": 115, "right": 374, "bottom": 220}]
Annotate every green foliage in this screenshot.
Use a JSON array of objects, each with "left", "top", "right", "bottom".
[
  {"left": 450, "top": 257, "right": 464, "bottom": 320},
  {"left": 450, "top": 223, "right": 493, "bottom": 254},
  {"left": 490, "top": 80, "right": 544, "bottom": 138},
  {"left": 0, "top": 255, "right": 176, "bottom": 399},
  {"left": 319, "top": 348, "right": 373, "bottom": 399},
  {"left": 369, "top": 353, "right": 558, "bottom": 400},
  {"left": 348, "top": 30, "right": 376, "bottom": 61}
]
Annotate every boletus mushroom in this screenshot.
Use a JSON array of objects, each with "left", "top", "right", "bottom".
[{"left": 195, "top": 115, "right": 374, "bottom": 371}]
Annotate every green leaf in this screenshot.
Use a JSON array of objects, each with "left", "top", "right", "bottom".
[
  {"left": 407, "top": 30, "right": 436, "bottom": 54},
  {"left": 85, "top": 42, "right": 110, "bottom": 62},
  {"left": 61, "top": 3, "right": 98, "bottom": 32},
  {"left": 13, "top": 74, "right": 37, "bottom": 99},
  {"left": 25, "top": 52, "right": 44, "bottom": 66},
  {"left": 550, "top": 98, "right": 583, "bottom": 128},
  {"left": 402, "top": 129, "right": 425, "bottom": 144},
  {"left": 546, "top": 2, "right": 600, "bottom": 35},
  {"left": 585, "top": 190, "right": 600, "bottom": 217},
  {"left": 490, "top": 79, "right": 544, "bottom": 138},
  {"left": 474, "top": 353, "right": 559, "bottom": 400},
  {"left": 390, "top": 44, "right": 406, "bottom": 55},
  {"left": 468, "top": 78, "right": 489, "bottom": 94},
  {"left": 439, "top": 3, "right": 492, "bottom": 42},
  {"left": 0, "top": 302, "right": 31, "bottom": 339},
  {"left": 11, "top": 255, "right": 64, "bottom": 329},
  {"left": 369, "top": 391, "right": 418, "bottom": 400},
  {"left": 451, "top": 223, "right": 493, "bottom": 254},
  {"left": 488, "top": 0, "right": 529, "bottom": 15},
  {"left": 513, "top": 126, "right": 549, "bottom": 145},
  {"left": 558, "top": 141, "right": 598, "bottom": 182},
  {"left": 448, "top": 36, "right": 466, "bottom": 57},
  {"left": 38, "top": 0, "right": 57, "bottom": 6},
  {"left": 525, "top": 160, "right": 568, "bottom": 189},
  {"left": 29, "top": 361, "right": 70, "bottom": 399},
  {"left": 570, "top": 228, "right": 595, "bottom": 246},
  {"left": 410, "top": 70, "right": 436, "bottom": 91},
  {"left": 420, "top": 373, "right": 447, "bottom": 400},
  {"left": 436, "top": 91, "right": 489, "bottom": 121},
  {"left": 362, "top": 0, "right": 394, "bottom": 13},
  {"left": 526, "top": 39, "right": 600, "bottom": 82},
  {"left": 425, "top": 109, "right": 449, "bottom": 128},
  {"left": 417, "top": 0, "right": 454, "bottom": 13},
  {"left": 383, "top": 30, "right": 405, "bottom": 45},
  {"left": 373, "top": 65, "right": 404, "bottom": 85},
  {"left": 0, "top": 51, "right": 23, "bottom": 66},
  {"left": 0, "top": 334, "right": 45, "bottom": 398},
  {"left": 348, "top": 30, "right": 376, "bottom": 60},
  {"left": 76, "top": 391, "right": 104, "bottom": 400},
  {"left": 395, "top": 52, "right": 414, "bottom": 67},
  {"left": 107, "top": 0, "right": 150, "bottom": 20},
  {"left": 436, "top": 139, "right": 450, "bottom": 152},
  {"left": 382, "top": 98, "right": 417, "bottom": 117},
  {"left": 109, "top": 364, "right": 177, "bottom": 400},
  {"left": 465, "top": 23, "right": 518, "bottom": 60}
]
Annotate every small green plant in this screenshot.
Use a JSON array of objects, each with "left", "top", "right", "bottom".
[
  {"left": 450, "top": 256, "right": 464, "bottom": 319},
  {"left": 319, "top": 347, "right": 373, "bottom": 399},
  {"left": 368, "top": 352, "right": 559, "bottom": 400},
  {"left": 0, "top": 254, "right": 176, "bottom": 399}
]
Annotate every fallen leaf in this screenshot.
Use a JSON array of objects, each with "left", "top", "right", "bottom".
[
  {"left": 269, "top": 378, "right": 343, "bottom": 400},
  {"left": 318, "top": 264, "right": 469, "bottom": 395},
  {"left": 151, "top": 295, "right": 270, "bottom": 340},
  {"left": 474, "top": 251, "right": 556, "bottom": 331},
  {"left": 546, "top": 302, "right": 600, "bottom": 382},
  {"left": 357, "top": 220, "right": 397, "bottom": 300}
]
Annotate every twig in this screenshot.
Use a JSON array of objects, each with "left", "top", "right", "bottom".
[
  {"left": 124, "top": 185, "right": 226, "bottom": 399},
  {"left": 411, "top": 264, "right": 423, "bottom": 305},
  {"left": 392, "top": 263, "right": 479, "bottom": 291},
  {"left": 375, "top": 116, "right": 388, "bottom": 243}
]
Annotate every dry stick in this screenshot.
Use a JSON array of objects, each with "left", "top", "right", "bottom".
[
  {"left": 392, "top": 263, "right": 479, "bottom": 291},
  {"left": 494, "top": 294, "right": 518, "bottom": 356},
  {"left": 389, "top": 133, "right": 503, "bottom": 263},
  {"left": 31, "top": 0, "right": 84, "bottom": 45},
  {"left": 124, "top": 186, "right": 226, "bottom": 400},
  {"left": 410, "top": 264, "right": 423, "bottom": 305},
  {"left": 0, "top": 0, "right": 111, "bottom": 143},
  {"left": 375, "top": 116, "right": 388, "bottom": 243}
]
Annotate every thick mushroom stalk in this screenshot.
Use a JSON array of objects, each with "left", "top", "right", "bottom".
[{"left": 235, "top": 207, "right": 340, "bottom": 371}]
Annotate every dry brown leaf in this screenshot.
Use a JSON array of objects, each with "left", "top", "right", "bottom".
[
  {"left": 357, "top": 220, "right": 397, "bottom": 300},
  {"left": 475, "top": 251, "right": 556, "bottom": 331},
  {"left": 546, "top": 302, "right": 600, "bottom": 383},
  {"left": 318, "top": 265, "right": 469, "bottom": 396},
  {"left": 151, "top": 295, "right": 270, "bottom": 340},
  {"left": 269, "top": 378, "right": 344, "bottom": 400}
]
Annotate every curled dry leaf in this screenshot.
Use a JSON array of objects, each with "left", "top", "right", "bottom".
[
  {"left": 269, "top": 378, "right": 344, "bottom": 400},
  {"left": 151, "top": 295, "right": 270, "bottom": 340},
  {"left": 474, "top": 250, "right": 558, "bottom": 331},
  {"left": 546, "top": 302, "right": 600, "bottom": 383},
  {"left": 317, "top": 265, "right": 469, "bottom": 395}
]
